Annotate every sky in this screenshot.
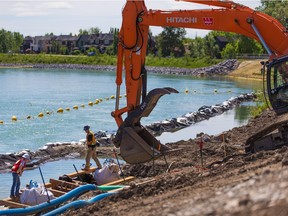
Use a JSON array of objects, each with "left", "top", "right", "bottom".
[{"left": 0, "top": 0, "right": 261, "bottom": 38}]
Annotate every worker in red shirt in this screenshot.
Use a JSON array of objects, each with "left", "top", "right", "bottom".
[{"left": 10, "top": 153, "right": 30, "bottom": 199}]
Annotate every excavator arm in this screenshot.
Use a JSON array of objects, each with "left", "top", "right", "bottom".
[{"left": 112, "top": 0, "right": 288, "bottom": 163}]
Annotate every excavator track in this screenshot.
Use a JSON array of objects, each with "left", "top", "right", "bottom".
[{"left": 245, "top": 113, "right": 288, "bottom": 153}]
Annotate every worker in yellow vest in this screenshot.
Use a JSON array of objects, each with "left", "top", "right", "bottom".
[{"left": 83, "top": 125, "right": 102, "bottom": 171}]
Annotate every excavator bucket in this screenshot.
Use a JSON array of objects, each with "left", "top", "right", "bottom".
[
  {"left": 120, "top": 126, "right": 170, "bottom": 164},
  {"left": 124, "top": 87, "right": 179, "bottom": 126},
  {"left": 114, "top": 87, "right": 178, "bottom": 164}
]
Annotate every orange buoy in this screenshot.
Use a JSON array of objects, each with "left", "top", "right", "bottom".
[
  {"left": 38, "top": 112, "right": 44, "bottom": 117},
  {"left": 57, "top": 108, "right": 64, "bottom": 113}
]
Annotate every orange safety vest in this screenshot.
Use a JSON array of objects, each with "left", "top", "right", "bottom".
[{"left": 11, "top": 158, "right": 26, "bottom": 174}]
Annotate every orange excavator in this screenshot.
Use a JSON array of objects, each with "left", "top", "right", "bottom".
[{"left": 111, "top": 0, "right": 288, "bottom": 164}]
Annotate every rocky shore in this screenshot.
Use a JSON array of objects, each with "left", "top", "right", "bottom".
[
  {"left": 0, "top": 59, "right": 239, "bottom": 76},
  {"left": 0, "top": 91, "right": 256, "bottom": 172},
  {"left": 146, "top": 92, "right": 256, "bottom": 135},
  {"left": 147, "top": 59, "right": 239, "bottom": 76},
  {"left": 0, "top": 59, "right": 247, "bottom": 172}
]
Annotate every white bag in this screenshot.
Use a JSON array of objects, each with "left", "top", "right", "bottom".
[
  {"left": 20, "top": 186, "right": 55, "bottom": 205},
  {"left": 93, "top": 163, "right": 120, "bottom": 185}
]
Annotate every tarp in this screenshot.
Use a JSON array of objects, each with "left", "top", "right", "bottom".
[
  {"left": 20, "top": 186, "right": 55, "bottom": 206},
  {"left": 93, "top": 162, "right": 120, "bottom": 185}
]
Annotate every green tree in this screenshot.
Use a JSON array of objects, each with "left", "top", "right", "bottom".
[
  {"left": 203, "top": 33, "right": 220, "bottom": 58},
  {"left": 106, "top": 28, "right": 119, "bottom": 55},
  {"left": 157, "top": 27, "right": 186, "bottom": 57},
  {"left": 51, "top": 40, "right": 60, "bottom": 54},
  {"left": 0, "top": 29, "right": 23, "bottom": 53},
  {"left": 59, "top": 45, "right": 68, "bottom": 55},
  {"left": 237, "top": 35, "right": 264, "bottom": 54},
  {"left": 221, "top": 43, "right": 237, "bottom": 58},
  {"left": 78, "top": 27, "right": 101, "bottom": 36},
  {"left": 187, "top": 37, "right": 206, "bottom": 58},
  {"left": 13, "top": 32, "right": 23, "bottom": 52},
  {"left": 88, "top": 27, "right": 101, "bottom": 35},
  {"left": 256, "top": 0, "right": 288, "bottom": 26},
  {"left": 78, "top": 29, "right": 89, "bottom": 36}
]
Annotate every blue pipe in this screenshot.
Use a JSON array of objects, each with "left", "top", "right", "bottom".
[
  {"left": 43, "top": 192, "right": 116, "bottom": 216},
  {"left": 0, "top": 184, "right": 97, "bottom": 216}
]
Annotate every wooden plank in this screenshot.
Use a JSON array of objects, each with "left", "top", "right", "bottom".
[
  {"left": 47, "top": 188, "right": 66, "bottom": 197},
  {"left": 0, "top": 199, "right": 29, "bottom": 208},
  {"left": 66, "top": 167, "right": 96, "bottom": 178},
  {"left": 49, "top": 179, "right": 79, "bottom": 191},
  {"left": 45, "top": 183, "right": 52, "bottom": 188},
  {"left": 101, "top": 176, "right": 135, "bottom": 186}
]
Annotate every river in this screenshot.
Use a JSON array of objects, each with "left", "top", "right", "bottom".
[
  {"left": 0, "top": 68, "right": 262, "bottom": 199},
  {"left": 0, "top": 68, "right": 261, "bottom": 153}
]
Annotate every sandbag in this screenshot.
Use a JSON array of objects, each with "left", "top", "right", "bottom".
[
  {"left": 20, "top": 186, "right": 55, "bottom": 205},
  {"left": 93, "top": 162, "right": 120, "bottom": 185}
]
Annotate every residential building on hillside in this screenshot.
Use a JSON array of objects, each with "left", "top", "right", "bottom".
[
  {"left": 55, "top": 35, "right": 79, "bottom": 53},
  {"left": 22, "top": 33, "right": 114, "bottom": 54},
  {"left": 31, "top": 35, "right": 56, "bottom": 53},
  {"left": 77, "top": 33, "right": 114, "bottom": 53}
]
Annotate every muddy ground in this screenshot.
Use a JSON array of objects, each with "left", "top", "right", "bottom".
[{"left": 61, "top": 108, "right": 288, "bottom": 216}]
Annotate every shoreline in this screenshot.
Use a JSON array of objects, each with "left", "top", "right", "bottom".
[
  {"left": 0, "top": 92, "right": 256, "bottom": 172},
  {"left": 0, "top": 60, "right": 259, "bottom": 171},
  {"left": 0, "top": 59, "right": 239, "bottom": 76}
]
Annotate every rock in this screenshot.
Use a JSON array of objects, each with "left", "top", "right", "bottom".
[
  {"left": 146, "top": 92, "right": 256, "bottom": 135},
  {"left": 282, "top": 153, "right": 288, "bottom": 166}
]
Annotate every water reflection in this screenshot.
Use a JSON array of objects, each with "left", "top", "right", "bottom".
[
  {"left": 234, "top": 102, "right": 253, "bottom": 123},
  {"left": 158, "top": 103, "right": 253, "bottom": 144}
]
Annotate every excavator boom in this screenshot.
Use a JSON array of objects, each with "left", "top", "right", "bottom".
[{"left": 112, "top": 0, "right": 288, "bottom": 163}]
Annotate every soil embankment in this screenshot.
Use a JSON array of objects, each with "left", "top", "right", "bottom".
[
  {"left": 61, "top": 60, "right": 288, "bottom": 215},
  {"left": 228, "top": 59, "right": 264, "bottom": 79},
  {"left": 3, "top": 59, "right": 281, "bottom": 215},
  {"left": 63, "top": 109, "right": 288, "bottom": 216}
]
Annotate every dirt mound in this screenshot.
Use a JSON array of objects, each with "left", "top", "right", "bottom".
[
  {"left": 228, "top": 59, "right": 266, "bottom": 79},
  {"left": 62, "top": 109, "right": 288, "bottom": 216}
]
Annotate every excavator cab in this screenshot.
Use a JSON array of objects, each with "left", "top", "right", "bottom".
[{"left": 267, "top": 56, "right": 288, "bottom": 115}]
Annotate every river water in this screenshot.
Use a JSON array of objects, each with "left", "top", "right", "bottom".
[{"left": 0, "top": 68, "right": 262, "bottom": 199}]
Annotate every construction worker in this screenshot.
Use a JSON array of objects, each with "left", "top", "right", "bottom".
[
  {"left": 10, "top": 153, "right": 30, "bottom": 199},
  {"left": 83, "top": 125, "right": 102, "bottom": 171}
]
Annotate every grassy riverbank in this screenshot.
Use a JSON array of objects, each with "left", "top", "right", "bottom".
[{"left": 0, "top": 53, "right": 221, "bottom": 68}]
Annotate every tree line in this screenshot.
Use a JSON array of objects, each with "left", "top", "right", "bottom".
[{"left": 0, "top": 0, "right": 287, "bottom": 59}]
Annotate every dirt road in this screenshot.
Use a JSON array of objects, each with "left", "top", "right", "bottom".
[{"left": 62, "top": 108, "right": 288, "bottom": 216}]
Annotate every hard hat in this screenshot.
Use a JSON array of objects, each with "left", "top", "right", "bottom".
[
  {"left": 83, "top": 125, "right": 90, "bottom": 131},
  {"left": 22, "top": 153, "right": 30, "bottom": 160}
]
